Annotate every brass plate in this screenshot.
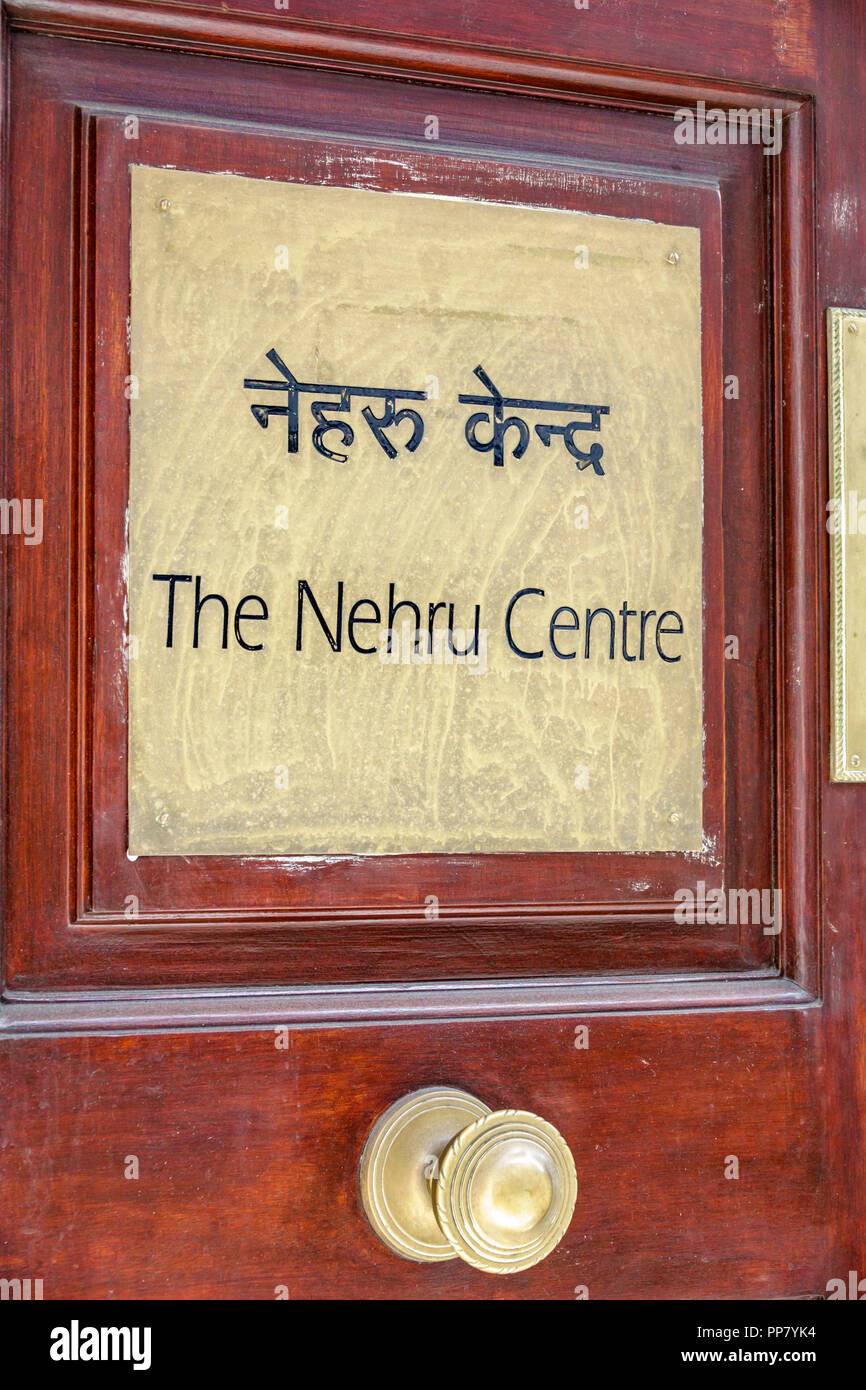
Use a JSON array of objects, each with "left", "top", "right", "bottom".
[
  {"left": 128, "top": 165, "right": 704, "bottom": 854},
  {"left": 359, "top": 1087, "right": 491, "bottom": 1262},
  {"left": 828, "top": 307, "right": 866, "bottom": 781}
]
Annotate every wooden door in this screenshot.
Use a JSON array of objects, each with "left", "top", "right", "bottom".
[{"left": 0, "top": 0, "right": 862, "bottom": 1313}]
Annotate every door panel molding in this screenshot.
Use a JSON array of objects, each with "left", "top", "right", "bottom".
[{"left": 1, "top": 16, "right": 820, "bottom": 1009}]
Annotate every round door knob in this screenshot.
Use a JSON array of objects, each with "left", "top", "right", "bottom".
[
  {"left": 434, "top": 1108, "right": 578, "bottom": 1273},
  {"left": 360, "top": 1087, "right": 577, "bottom": 1274}
]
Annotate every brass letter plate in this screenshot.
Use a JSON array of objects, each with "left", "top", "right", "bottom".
[
  {"left": 829, "top": 307, "right": 866, "bottom": 781},
  {"left": 128, "top": 166, "right": 705, "bottom": 854}
]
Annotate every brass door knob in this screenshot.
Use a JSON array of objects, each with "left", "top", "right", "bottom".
[{"left": 360, "top": 1087, "right": 577, "bottom": 1273}]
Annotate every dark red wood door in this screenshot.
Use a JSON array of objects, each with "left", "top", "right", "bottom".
[{"left": 0, "top": 0, "right": 861, "bottom": 1303}]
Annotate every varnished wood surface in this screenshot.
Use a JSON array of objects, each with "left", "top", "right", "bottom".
[
  {"left": 0, "top": 1009, "right": 829, "bottom": 1299},
  {"left": 3, "top": 26, "right": 790, "bottom": 991},
  {"left": 0, "top": 0, "right": 862, "bottom": 1298}
]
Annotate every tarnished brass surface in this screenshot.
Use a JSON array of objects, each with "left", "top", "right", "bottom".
[
  {"left": 434, "top": 1109, "right": 578, "bottom": 1274},
  {"left": 359, "top": 1087, "right": 491, "bottom": 1263},
  {"left": 828, "top": 307, "right": 866, "bottom": 781},
  {"left": 128, "top": 165, "right": 704, "bottom": 854},
  {"left": 359, "top": 1088, "right": 577, "bottom": 1273}
]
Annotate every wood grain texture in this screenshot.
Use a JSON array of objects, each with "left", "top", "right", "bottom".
[
  {"left": 3, "top": 0, "right": 815, "bottom": 105},
  {"left": 0, "top": 1010, "right": 829, "bottom": 1299},
  {"left": 812, "top": 0, "right": 866, "bottom": 1285},
  {"left": 2, "top": 28, "right": 797, "bottom": 992},
  {"left": 0, "top": 0, "right": 860, "bottom": 1301}
]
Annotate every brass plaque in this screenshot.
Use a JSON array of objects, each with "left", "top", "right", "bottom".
[
  {"left": 829, "top": 307, "right": 866, "bottom": 782},
  {"left": 128, "top": 165, "right": 704, "bottom": 855}
]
